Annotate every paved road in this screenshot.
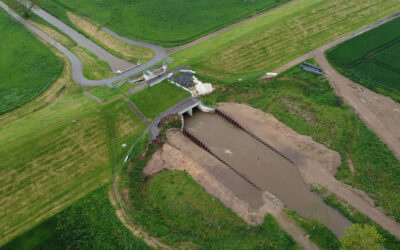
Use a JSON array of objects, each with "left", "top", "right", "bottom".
[
  {"left": 0, "top": 1, "right": 166, "bottom": 87},
  {"left": 31, "top": 5, "right": 135, "bottom": 73}
]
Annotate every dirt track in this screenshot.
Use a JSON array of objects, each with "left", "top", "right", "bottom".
[
  {"left": 314, "top": 54, "right": 400, "bottom": 160},
  {"left": 277, "top": 50, "right": 400, "bottom": 161},
  {"left": 273, "top": 13, "right": 400, "bottom": 161}
]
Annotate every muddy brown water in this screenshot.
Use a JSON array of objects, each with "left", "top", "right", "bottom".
[{"left": 184, "top": 111, "right": 352, "bottom": 237}]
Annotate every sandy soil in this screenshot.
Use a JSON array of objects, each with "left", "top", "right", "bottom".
[
  {"left": 314, "top": 53, "right": 400, "bottom": 161},
  {"left": 145, "top": 129, "right": 318, "bottom": 249},
  {"left": 218, "top": 103, "right": 400, "bottom": 238}
]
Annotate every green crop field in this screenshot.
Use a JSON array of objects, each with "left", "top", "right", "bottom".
[
  {"left": 128, "top": 81, "right": 190, "bottom": 119},
  {"left": 170, "top": 0, "right": 400, "bottom": 80},
  {"left": 0, "top": 7, "right": 63, "bottom": 114},
  {"left": 327, "top": 18, "right": 400, "bottom": 102},
  {"left": 0, "top": 66, "right": 145, "bottom": 246},
  {"left": 201, "top": 61, "right": 400, "bottom": 223},
  {"left": 39, "top": 0, "right": 290, "bottom": 47},
  {"left": 1, "top": 187, "right": 150, "bottom": 250}
]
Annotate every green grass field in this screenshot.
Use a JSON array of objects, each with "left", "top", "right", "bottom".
[
  {"left": 128, "top": 81, "right": 190, "bottom": 119},
  {"left": 39, "top": 0, "right": 290, "bottom": 47},
  {"left": 71, "top": 46, "right": 116, "bottom": 80},
  {"left": 0, "top": 71, "right": 145, "bottom": 246},
  {"left": 1, "top": 187, "right": 150, "bottom": 250},
  {"left": 201, "top": 61, "right": 400, "bottom": 224},
  {"left": 0, "top": 7, "right": 63, "bottom": 114},
  {"left": 123, "top": 135, "right": 299, "bottom": 249},
  {"left": 327, "top": 17, "right": 400, "bottom": 102},
  {"left": 170, "top": 0, "right": 400, "bottom": 80}
]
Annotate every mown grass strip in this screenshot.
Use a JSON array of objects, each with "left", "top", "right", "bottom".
[
  {"left": 1, "top": 187, "right": 150, "bottom": 250},
  {"left": 0, "top": 98, "right": 145, "bottom": 246},
  {"left": 128, "top": 81, "right": 190, "bottom": 120},
  {"left": 170, "top": 0, "right": 400, "bottom": 79},
  {"left": 39, "top": 0, "right": 291, "bottom": 47}
]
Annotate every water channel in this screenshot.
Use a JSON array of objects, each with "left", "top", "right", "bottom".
[{"left": 184, "top": 111, "right": 352, "bottom": 237}]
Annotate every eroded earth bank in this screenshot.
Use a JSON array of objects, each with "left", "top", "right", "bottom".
[{"left": 144, "top": 102, "right": 400, "bottom": 248}]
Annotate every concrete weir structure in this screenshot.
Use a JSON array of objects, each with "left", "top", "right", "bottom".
[{"left": 149, "top": 97, "right": 215, "bottom": 140}]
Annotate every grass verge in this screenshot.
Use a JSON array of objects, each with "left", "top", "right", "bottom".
[
  {"left": 128, "top": 81, "right": 190, "bottom": 119},
  {"left": 286, "top": 210, "right": 340, "bottom": 250},
  {"left": 312, "top": 187, "right": 400, "bottom": 249},
  {"left": 71, "top": 46, "right": 116, "bottom": 80}
]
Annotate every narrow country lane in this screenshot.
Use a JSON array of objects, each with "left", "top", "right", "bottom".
[{"left": 0, "top": 0, "right": 166, "bottom": 86}]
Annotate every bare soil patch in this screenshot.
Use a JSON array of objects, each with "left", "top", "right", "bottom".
[
  {"left": 144, "top": 129, "right": 318, "bottom": 249},
  {"left": 218, "top": 102, "right": 400, "bottom": 238}
]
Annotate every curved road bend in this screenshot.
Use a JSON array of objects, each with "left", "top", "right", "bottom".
[
  {"left": 30, "top": 6, "right": 135, "bottom": 73},
  {"left": 0, "top": 1, "right": 166, "bottom": 87},
  {"left": 0, "top": 0, "right": 305, "bottom": 87}
]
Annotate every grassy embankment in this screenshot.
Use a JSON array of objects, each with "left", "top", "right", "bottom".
[
  {"left": 327, "top": 17, "right": 400, "bottom": 102},
  {"left": 170, "top": 0, "right": 400, "bottom": 80},
  {"left": 128, "top": 81, "right": 190, "bottom": 119},
  {"left": 286, "top": 210, "right": 340, "bottom": 250},
  {"left": 312, "top": 187, "right": 400, "bottom": 249},
  {"left": 39, "top": 0, "right": 291, "bottom": 47},
  {"left": 4, "top": 0, "right": 117, "bottom": 80},
  {"left": 34, "top": 0, "right": 155, "bottom": 62},
  {"left": 1, "top": 187, "right": 150, "bottom": 250},
  {"left": 0, "top": 40, "right": 146, "bottom": 245},
  {"left": 117, "top": 129, "right": 299, "bottom": 249},
  {"left": 0, "top": 7, "right": 63, "bottom": 114},
  {"left": 200, "top": 61, "right": 400, "bottom": 224}
]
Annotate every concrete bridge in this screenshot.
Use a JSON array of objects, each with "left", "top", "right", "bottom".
[{"left": 149, "top": 97, "right": 214, "bottom": 140}]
